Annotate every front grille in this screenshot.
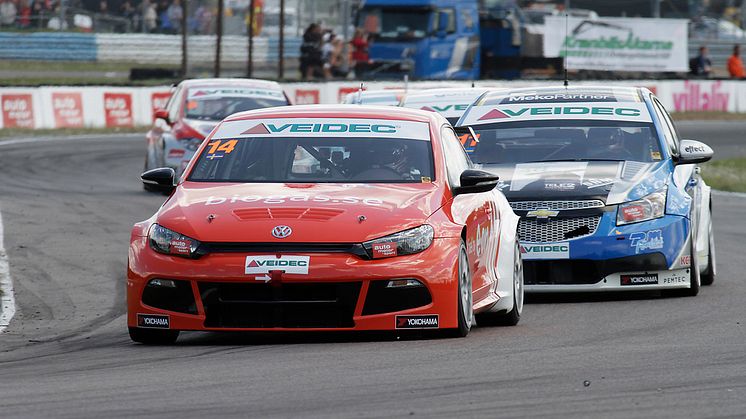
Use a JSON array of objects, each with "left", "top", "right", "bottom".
[
  {"left": 510, "top": 200, "right": 605, "bottom": 211},
  {"left": 198, "top": 282, "right": 361, "bottom": 328},
  {"left": 195, "top": 242, "right": 369, "bottom": 259},
  {"left": 362, "top": 280, "right": 432, "bottom": 315},
  {"left": 142, "top": 279, "right": 197, "bottom": 314},
  {"left": 519, "top": 216, "right": 601, "bottom": 242}
]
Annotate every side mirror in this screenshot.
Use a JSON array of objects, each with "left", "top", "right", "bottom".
[
  {"left": 453, "top": 169, "right": 499, "bottom": 196},
  {"left": 142, "top": 168, "right": 176, "bottom": 194},
  {"left": 153, "top": 108, "right": 170, "bottom": 124},
  {"left": 676, "top": 139, "right": 713, "bottom": 165}
]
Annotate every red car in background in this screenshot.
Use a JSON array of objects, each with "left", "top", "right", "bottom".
[{"left": 144, "top": 78, "right": 290, "bottom": 191}]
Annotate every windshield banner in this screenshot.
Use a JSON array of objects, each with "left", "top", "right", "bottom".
[
  {"left": 188, "top": 88, "right": 285, "bottom": 100},
  {"left": 544, "top": 16, "right": 688, "bottom": 72},
  {"left": 463, "top": 102, "right": 652, "bottom": 125},
  {"left": 213, "top": 118, "right": 431, "bottom": 140}
]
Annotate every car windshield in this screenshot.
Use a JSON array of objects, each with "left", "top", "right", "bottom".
[
  {"left": 189, "top": 137, "right": 435, "bottom": 183},
  {"left": 184, "top": 96, "right": 287, "bottom": 121},
  {"left": 466, "top": 120, "right": 663, "bottom": 164},
  {"left": 359, "top": 7, "right": 431, "bottom": 41}
]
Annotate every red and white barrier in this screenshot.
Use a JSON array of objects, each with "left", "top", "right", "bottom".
[{"left": 1, "top": 80, "right": 744, "bottom": 129}]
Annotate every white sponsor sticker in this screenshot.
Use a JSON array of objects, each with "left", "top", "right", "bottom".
[
  {"left": 511, "top": 162, "right": 588, "bottom": 191},
  {"left": 188, "top": 88, "right": 284, "bottom": 100},
  {"left": 462, "top": 102, "right": 652, "bottom": 126},
  {"left": 213, "top": 118, "right": 431, "bottom": 140},
  {"left": 521, "top": 242, "right": 570, "bottom": 260},
  {"left": 204, "top": 194, "right": 384, "bottom": 206},
  {"left": 245, "top": 255, "right": 310, "bottom": 275}
]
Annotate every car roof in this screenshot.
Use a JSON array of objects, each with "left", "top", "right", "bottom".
[
  {"left": 178, "top": 78, "right": 284, "bottom": 91},
  {"left": 459, "top": 85, "right": 653, "bottom": 127},
  {"left": 476, "top": 85, "right": 645, "bottom": 106},
  {"left": 224, "top": 104, "right": 443, "bottom": 124}
]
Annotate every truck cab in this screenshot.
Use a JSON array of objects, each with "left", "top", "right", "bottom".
[{"left": 357, "top": 0, "right": 480, "bottom": 79}]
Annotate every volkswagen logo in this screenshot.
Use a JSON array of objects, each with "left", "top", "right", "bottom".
[{"left": 271, "top": 225, "right": 292, "bottom": 239}]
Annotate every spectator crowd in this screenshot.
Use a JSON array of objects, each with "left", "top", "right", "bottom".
[
  {"left": 299, "top": 23, "right": 370, "bottom": 80},
  {"left": 0, "top": 0, "right": 216, "bottom": 34},
  {"left": 691, "top": 43, "right": 746, "bottom": 79}
]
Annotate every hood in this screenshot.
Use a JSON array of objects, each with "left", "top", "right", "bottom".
[
  {"left": 368, "top": 41, "right": 418, "bottom": 61},
  {"left": 481, "top": 160, "right": 668, "bottom": 204},
  {"left": 157, "top": 182, "right": 444, "bottom": 243}
]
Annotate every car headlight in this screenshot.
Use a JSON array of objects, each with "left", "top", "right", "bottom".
[
  {"left": 617, "top": 188, "right": 667, "bottom": 226},
  {"left": 362, "top": 225, "right": 434, "bottom": 259},
  {"left": 149, "top": 224, "right": 201, "bottom": 258}
]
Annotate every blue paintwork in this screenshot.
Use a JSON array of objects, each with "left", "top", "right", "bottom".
[
  {"left": 567, "top": 212, "right": 688, "bottom": 268},
  {"left": 458, "top": 87, "right": 705, "bottom": 275},
  {"left": 361, "top": 0, "right": 480, "bottom": 79},
  {"left": 0, "top": 32, "right": 97, "bottom": 61}
]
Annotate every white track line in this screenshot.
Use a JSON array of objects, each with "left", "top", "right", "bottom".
[
  {"left": 0, "top": 208, "right": 16, "bottom": 332},
  {"left": 0, "top": 133, "right": 141, "bottom": 148}
]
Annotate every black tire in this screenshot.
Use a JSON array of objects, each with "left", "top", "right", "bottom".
[
  {"left": 701, "top": 219, "right": 716, "bottom": 286},
  {"left": 129, "top": 327, "right": 179, "bottom": 345},
  {"left": 448, "top": 241, "right": 472, "bottom": 338},
  {"left": 475, "top": 241, "right": 523, "bottom": 327}
]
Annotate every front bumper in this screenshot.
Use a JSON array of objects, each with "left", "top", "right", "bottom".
[
  {"left": 127, "top": 237, "right": 461, "bottom": 331},
  {"left": 522, "top": 214, "right": 691, "bottom": 292}
]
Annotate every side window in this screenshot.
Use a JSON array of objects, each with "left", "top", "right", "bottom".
[
  {"left": 652, "top": 97, "right": 679, "bottom": 156},
  {"left": 168, "top": 87, "right": 185, "bottom": 122},
  {"left": 437, "top": 8, "right": 457, "bottom": 34},
  {"left": 441, "top": 126, "right": 471, "bottom": 187},
  {"left": 460, "top": 10, "right": 475, "bottom": 33}
]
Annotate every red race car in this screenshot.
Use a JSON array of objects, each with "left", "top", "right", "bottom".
[
  {"left": 129, "top": 105, "right": 523, "bottom": 343},
  {"left": 144, "top": 78, "right": 290, "bottom": 187}
]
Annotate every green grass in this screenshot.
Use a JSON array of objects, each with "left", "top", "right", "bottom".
[
  {"left": 0, "top": 127, "right": 147, "bottom": 139},
  {"left": 701, "top": 157, "right": 746, "bottom": 193}
]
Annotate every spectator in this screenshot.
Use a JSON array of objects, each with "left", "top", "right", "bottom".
[
  {"left": 690, "top": 46, "right": 712, "bottom": 77},
  {"left": 728, "top": 44, "right": 745, "bottom": 79},
  {"left": 18, "top": 0, "right": 31, "bottom": 28},
  {"left": 98, "top": 0, "right": 108, "bottom": 14},
  {"left": 0, "top": 0, "right": 17, "bottom": 26},
  {"left": 158, "top": 0, "right": 173, "bottom": 33},
  {"left": 322, "top": 33, "right": 346, "bottom": 79},
  {"left": 120, "top": 0, "right": 135, "bottom": 20},
  {"left": 350, "top": 28, "right": 370, "bottom": 77},
  {"left": 142, "top": 0, "right": 157, "bottom": 32},
  {"left": 167, "top": 0, "right": 183, "bottom": 32},
  {"left": 300, "top": 23, "right": 323, "bottom": 80}
]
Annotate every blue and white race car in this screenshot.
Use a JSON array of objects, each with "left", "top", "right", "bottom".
[
  {"left": 456, "top": 86, "right": 715, "bottom": 295},
  {"left": 399, "top": 87, "right": 489, "bottom": 124}
]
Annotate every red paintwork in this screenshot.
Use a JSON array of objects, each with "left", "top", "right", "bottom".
[
  {"left": 145, "top": 79, "right": 288, "bottom": 158},
  {"left": 128, "top": 106, "right": 503, "bottom": 332}
]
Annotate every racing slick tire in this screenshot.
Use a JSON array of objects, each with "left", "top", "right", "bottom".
[
  {"left": 701, "top": 216, "right": 716, "bottom": 286},
  {"left": 475, "top": 241, "right": 523, "bottom": 327},
  {"left": 448, "top": 241, "right": 473, "bottom": 338},
  {"left": 128, "top": 327, "right": 179, "bottom": 345}
]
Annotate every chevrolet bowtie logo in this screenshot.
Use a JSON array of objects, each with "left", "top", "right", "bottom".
[{"left": 526, "top": 209, "right": 559, "bottom": 219}]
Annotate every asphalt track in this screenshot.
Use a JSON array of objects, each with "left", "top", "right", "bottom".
[{"left": 0, "top": 123, "right": 745, "bottom": 418}]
